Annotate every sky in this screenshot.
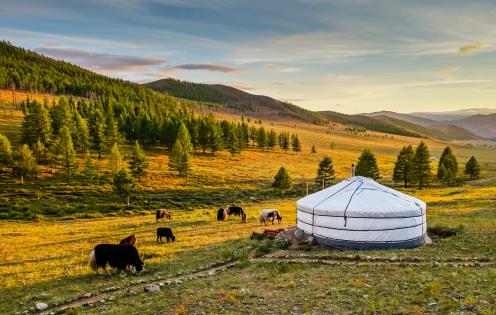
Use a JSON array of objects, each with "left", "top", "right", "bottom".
[{"left": 1, "top": 0, "right": 496, "bottom": 114}]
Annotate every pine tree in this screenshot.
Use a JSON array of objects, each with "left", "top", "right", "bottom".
[
  {"left": 464, "top": 156, "right": 481, "bottom": 180},
  {"left": 437, "top": 147, "right": 458, "bottom": 182},
  {"left": 257, "top": 126, "right": 267, "bottom": 150},
  {"left": 112, "top": 168, "right": 135, "bottom": 207},
  {"left": 13, "top": 144, "right": 37, "bottom": 184},
  {"left": 33, "top": 139, "right": 50, "bottom": 165},
  {"left": 21, "top": 100, "right": 52, "bottom": 146},
  {"left": 208, "top": 124, "right": 223, "bottom": 154},
  {"left": 411, "top": 141, "right": 432, "bottom": 189},
  {"left": 169, "top": 140, "right": 191, "bottom": 177},
  {"left": 279, "top": 132, "right": 290, "bottom": 151},
  {"left": 0, "top": 133, "right": 12, "bottom": 172},
  {"left": 311, "top": 144, "right": 317, "bottom": 155},
  {"left": 50, "top": 96, "right": 72, "bottom": 136},
  {"left": 291, "top": 134, "right": 302, "bottom": 152},
  {"left": 267, "top": 129, "right": 277, "bottom": 150},
  {"left": 227, "top": 128, "right": 240, "bottom": 156},
  {"left": 56, "top": 126, "right": 77, "bottom": 184},
  {"left": 90, "top": 110, "right": 106, "bottom": 159},
  {"left": 108, "top": 142, "right": 122, "bottom": 174},
  {"left": 272, "top": 167, "right": 292, "bottom": 190},
  {"left": 176, "top": 122, "right": 193, "bottom": 156},
  {"left": 83, "top": 150, "right": 96, "bottom": 185},
  {"left": 249, "top": 126, "right": 257, "bottom": 147},
  {"left": 105, "top": 114, "right": 120, "bottom": 146},
  {"left": 198, "top": 118, "right": 210, "bottom": 153},
  {"left": 355, "top": 148, "right": 380, "bottom": 179},
  {"left": 393, "top": 145, "right": 414, "bottom": 187},
  {"left": 73, "top": 111, "right": 90, "bottom": 153},
  {"left": 316, "top": 156, "right": 335, "bottom": 187},
  {"left": 129, "top": 141, "right": 148, "bottom": 182}
]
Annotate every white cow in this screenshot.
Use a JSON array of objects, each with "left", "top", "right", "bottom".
[{"left": 259, "top": 209, "right": 282, "bottom": 225}]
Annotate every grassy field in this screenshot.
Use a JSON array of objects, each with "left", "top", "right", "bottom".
[{"left": 1, "top": 106, "right": 495, "bottom": 314}]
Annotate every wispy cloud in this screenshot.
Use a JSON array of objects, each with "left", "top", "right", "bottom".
[
  {"left": 36, "top": 47, "right": 165, "bottom": 72},
  {"left": 169, "top": 63, "right": 240, "bottom": 72},
  {"left": 264, "top": 64, "right": 301, "bottom": 73},
  {"left": 459, "top": 42, "right": 484, "bottom": 55},
  {"left": 439, "top": 66, "right": 462, "bottom": 77}
]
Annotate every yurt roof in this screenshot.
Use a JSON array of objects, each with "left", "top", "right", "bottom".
[{"left": 297, "top": 176, "right": 425, "bottom": 218}]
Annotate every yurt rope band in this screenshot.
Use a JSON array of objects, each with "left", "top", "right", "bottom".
[
  {"left": 297, "top": 218, "right": 425, "bottom": 231},
  {"left": 311, "top": 180, "right": 357, "bottom": 235},
  {"left": 297, "top": 209, "right": 424, "bottom": 219},
  {"left": 343, "top": 181, "right": 364, "bottom": 227}
]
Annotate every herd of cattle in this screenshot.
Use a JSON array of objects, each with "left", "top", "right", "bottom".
[{"left": 88, "top": 206, "right": 283, "bottom": 275}]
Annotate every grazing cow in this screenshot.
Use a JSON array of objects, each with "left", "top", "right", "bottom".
[
  {"left": 119, "top": 234, "right": 137, "bottom": 246},
  {"left": 88, "top": 244, "right": 144, "bottom": 275},
  {"left": 217, "top": 208, "right": 227, "bottom": 221},
  {"left": 227, "top": 205, "right": 244, "bottom": 217},
  {"left": 157, "top": 227, "right": 176, "bottom": 243},
  {"left": 156, "top": 209, "right": 172, "bottom": 221},
  {"left": 259, "top": 209, "right": 283, "bottom": 225}
]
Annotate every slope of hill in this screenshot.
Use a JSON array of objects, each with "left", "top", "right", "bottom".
[
  {"left": 451, "top": 113, "right": 496, "bottom": 139},
  {"left": 145, "top": 78, "right": 326, "bottom": 124},
  {"left": 0, "top": 41, "right": 177, "bottom": 110},
  {"left": 318, "top": 111, "right": 423, "bottom": 138},
  {"left": 364, "top": 110, "right": 437, "bottom": 127},
  {"left": 411, "top": 108, "right": 496, "bottom": 121},
  {"left": 429, "top": 124, "right": 483, "bottom": 141}
]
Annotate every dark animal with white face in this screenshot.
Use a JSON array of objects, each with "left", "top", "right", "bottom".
[
  {"left": 88, "top": 244, "right": 144, "bottom": 275},
  {"left": 156, "top": 209, "right": 172, "bottom": 221},
  {"left": 227, "top": 205, "right": 244, "bottom": 217},
  {"left": 157, "top": 227, "right": 176, "bottom": 243},
  {"left": 217, "top": 208, "right": 227, "bottom": 221}
]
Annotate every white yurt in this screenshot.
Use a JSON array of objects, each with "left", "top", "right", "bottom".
[{"left": 296, "top": 176, "right": 428, "bottom": 249}]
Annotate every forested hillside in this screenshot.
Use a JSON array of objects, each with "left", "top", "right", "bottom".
[{"left": 146, "top": 78, "right": 326, "bottom": 124}]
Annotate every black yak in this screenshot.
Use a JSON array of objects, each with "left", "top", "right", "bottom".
[
  {"left": 157, "top": 227, "right": 176, "bottom": 243},
  {"left": 227, "top": 205, "right": 244, "bottom": 217},
  {"left": 88, "top": 244, "right": 144, "bottom": 275},
  {"left": 217, "top": 208, "right": 227, "bottom": 221}
]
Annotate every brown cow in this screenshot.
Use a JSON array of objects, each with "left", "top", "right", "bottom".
[
  {"left": 119, "top": 234, "right": 137, "bottom": 246},
  {"left": 156, "top": 209, "right": 172, "bottom": 221}
]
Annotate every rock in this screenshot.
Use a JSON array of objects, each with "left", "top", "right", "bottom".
[
  {"left": 158, "top": 282, "right": 165, "bottom": 287},
  {"left": 144, "top": 284, "right": 161, "bottom": 293},
  {"left": 275, "top": 232, "right": 292, "bottom": 244},
  {"left": 165, "top": 280, "right": 172, "bottom": 285},
  {"left": 207, "top": 270, "right": 216, "bottom": 276},
  {"left": 35, "top": 302, "right": 48, "bottom": 311},
  {"left": 428, "top": 302, "right": 438, "bottom": 308},
  {"left": 84, "top": 293, "right": 92, "bottom": 298},
  {"left": 294, "top": 229, "right": 305, "bottom": 240},
  {"left": 303, "top": 235, "right": 316, "bottom": 245},
  {"left": 239, "top": 288, "right": 251, "bottom": 296}
]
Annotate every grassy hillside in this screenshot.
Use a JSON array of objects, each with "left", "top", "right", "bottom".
[{"left": 146, "top": 78, "right": 326, "bottom": 124}]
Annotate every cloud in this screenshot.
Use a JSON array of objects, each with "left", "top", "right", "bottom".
[
  {"left": 459, "top": 42, "right": 484, "bottom": 55},
  {"left": 264, "top": 64, "right": 301, "bottom": 73},
  {"left": 439, "top": 66, "right": 462, "bottom": 77},
  {"left": 36, "top": 47, "right": 164, "bottom": 72},
  {"left": 170, "top": 63, "right": 240, "bottom": 72}
]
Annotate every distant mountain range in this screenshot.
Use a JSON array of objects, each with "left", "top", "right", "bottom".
[{"left": 364, "top": 110, "right": 496, "bottom": 139}]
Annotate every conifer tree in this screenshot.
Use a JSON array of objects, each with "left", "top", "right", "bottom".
[
  {"left": 279, "top": 132, "right": 290, "bottom": 151},
  {"left": 311, "top": 144, "right": 317, "bottom": 155},
  {"left": 291, "top": 134, "right": 302, "bottom": 152},
  {"left": 169, "top": 140, "right": 190, "bottom": 177},
  {"left": 0, "top": 133, "right": 12, "bottom": 173},
  {"left": 21, "top": 100, "right": 52, "bottom": 146},
  {"left": 50, "top": 96, "right": 72, "bottom": 136},
  {"left": 198, "top": 118, "right": 210, "bottom": 153},
  {"left": 316, "top": 156, "right": 335, "bottom": 187},
  {"left": 90, "top": 110, "right": 106, "bottom": 159},
  {"left": 112, "top": 168, "right": 135, "bottom": 207},
  {"left": 208, "top": 124, "right": 223, "bottom": 154},
  {"left": 411, "top": 141, "right": 432, "bottom": 189},
  {"left": 249, "top": 125, "right": 257, "bottom": 147},
  {"left": 83, "top": 150, "right": 96, "bottom": 185},
  {"left": 393, "top": 145, "right": 414, "bottom": 187},
  {"left": 129, "top": 141, "right": 148, "bottom": 182},
  {"left": 437, "top": 147, "right": 458, "bottom": 182},
  {"left": 273, "top": 167, "right": 292, "bottom": 190},
  {"left": 464, "top": 156, "right": 481, "bottom": 180},
  {"left": 108, "top": 142, "right": 122, "bottom": 174},
  {"left": 176, "top": 122, "right": 193, "bottom": 156},
  {"left": 13, "top": 144, "right": 37, "bottom": 184},
  {"left": 355, "top": 148, "right": 380, "bottom": 179},
  {"left": 257, "top": 126, "right": 267, "bottom": 150},
  {"left": 227, "top": 128, "right": 240, "bottom": 156},
  {"left": 56, "top": 126, "right": 77, "bottom": 184},
  {"left": 33, "top": 140, "right": 50, "bottom": 165},
  {"left": 267, "top": 129, "right": 277, "bottom": 150},
  {"left": 73, "top": 111, "right": 90, "bottom": 153},
  {"left": 105, "top": 114, "right": 120, "bottom": 146}
]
